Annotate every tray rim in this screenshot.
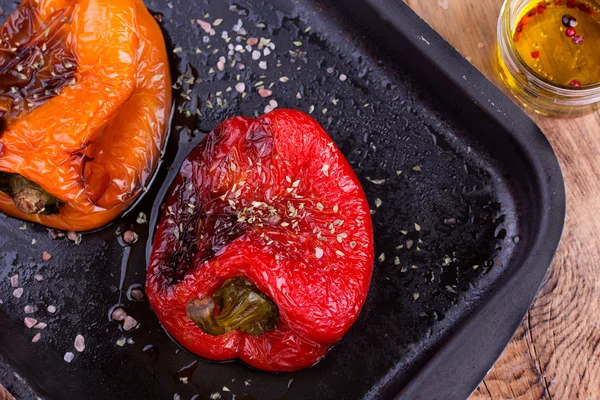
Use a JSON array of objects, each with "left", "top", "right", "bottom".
[{"left": 353, "top": 1, "right": 566, "bottom": 399}]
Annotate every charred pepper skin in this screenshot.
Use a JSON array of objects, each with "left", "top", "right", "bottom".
[
  {"left": 147, "top": 109, "right": 374, "bottom": 372},
  {"left": 0, "top": 0, "right": 172, "bottom": 231}
]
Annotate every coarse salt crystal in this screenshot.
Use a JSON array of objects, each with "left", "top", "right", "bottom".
[
  {"left": 64, "top": 352, "right": 74, "bottom": 363},
  {"left": 130, "top": 288, "right": 144, "bottom": 302},
  {"left": 258, "top": 88, "right": 272, "bottom": 98},
  {"left": 24, "top": 317, "right": 37, "bottom": 328},
  {"left": 31, "top": 333, "right": 41, "bottom": 343},
  {"left": 24, "top": 305, "right": 34, "bottom": 314},
  {"left": 34, "top": 274, "right": 44, "bottom": 281},
  {"left": 252, "top": 50, "right": 261, "bottom": 60},
  {"left": 13, "top": 288, "right": 24, "bottom": 298},
  {"left": 232, "top": 19, "right": 243, "bottom": 32},
  {"left": 123, "top": 230, "right": 138, "bottom": 244},
  {"left": 339, "top": 74, "right": 347, "bottom": 82},
  {"left": 47, "top": 305, "right": 57, "bottom": 313},
  {"left": 111, "top": 307, "right": 127, "bottom": 321},
  {"left": 74, "top": 335, "right": 85, "bottom": 352},
  {"left": 197, "top": 19, "right": 212, "bottom": 33},
  {"left": 123, "top": 315, "right": 138, "bottom": 331},
  {"left": 216, "top": 56, "right": 226, "bottom": 72},
  {"left": 10, "top": 274, "right": 19, "bottom": 288},
  {"left": 34, "top": 322, "right": 47, "bottom": 329},
  {"left": 235, "top": 82, "right": 246, "bottom": 93},
  {"left": 259, "top": 61, "right": 267, "bottom": 69}
]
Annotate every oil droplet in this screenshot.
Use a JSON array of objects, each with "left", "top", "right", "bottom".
[
  {"left": 174, "top": 360, "right": 198, "bottom": 384},
  {"left": 143, "top": 344, "right": 160, "bottom": 362},
  {"left": 118, "top": 245, "right": 132, "bottom": 303}
]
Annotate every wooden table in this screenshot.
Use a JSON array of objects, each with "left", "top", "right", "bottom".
[{"left": 404, "top": 1, "right": 600, "bottom": 399}]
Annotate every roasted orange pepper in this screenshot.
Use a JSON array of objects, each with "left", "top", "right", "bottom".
[{"left": 0, "top": 0, "right": 172, "bottom": 231}]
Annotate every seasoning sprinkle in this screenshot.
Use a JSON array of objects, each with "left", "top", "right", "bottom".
[
  {"left": 366, "top": 177, "right": 386, "bottom": 185},
  {"left": 315, "top": 247, "right": 324, "bottom": 259}
]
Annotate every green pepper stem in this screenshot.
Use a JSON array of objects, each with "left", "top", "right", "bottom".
[
  {"left": 10, "top": 175, "right": 54, "bottom": 214},
  {"left": 187, "top": 278, "right": 278, "bottom": 337},
  {"left": 0, "top": 173, "right": 61, "bottom": 215}
]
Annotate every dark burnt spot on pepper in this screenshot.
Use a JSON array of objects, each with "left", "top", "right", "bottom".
[
  {"left": 161, "top": 181, "right": 250, "bottom": 284},
  {"left": 244, "top": 123, "right": 274, "bottom": 159},
  {"left": 0, "top": 3, "right": 77, "bottom": 120}
]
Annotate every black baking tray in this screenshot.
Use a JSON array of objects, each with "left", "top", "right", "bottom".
[{"left": 0, "top": 0, "right": 565, "bottom": 399}]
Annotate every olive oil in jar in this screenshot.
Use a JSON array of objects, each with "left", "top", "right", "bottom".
[
  {"left": 497, "top": 0, "right": 600, "bottom": 117},
  {"left": 513, "top": 0, "right": 600, "bottom": 87}
]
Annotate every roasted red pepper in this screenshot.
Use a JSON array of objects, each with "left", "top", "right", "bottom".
[
  {"left": 146, "top": 109, "right": 374, "bottom": 371},
  {"left": 0, "top": 0, "right": 171, "bottom": 231}
]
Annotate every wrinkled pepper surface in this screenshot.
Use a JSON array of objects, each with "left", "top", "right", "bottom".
[
  {"left": 146, "top": 109, "right": 374, "bottom": 372},
  {"left": 0, "top": 0, "right": 172, "bottom": 231}
]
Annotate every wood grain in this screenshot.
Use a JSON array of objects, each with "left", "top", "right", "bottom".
[
  {"left": 403, "top": 0, "right": 600, "bottom": 399},
  {"left": 0, "top": 385, "right": 14, "bottom": 400}
]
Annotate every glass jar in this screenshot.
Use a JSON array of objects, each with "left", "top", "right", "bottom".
[{"left": 497, "top": 0, "right": 600, "bottom": 117}]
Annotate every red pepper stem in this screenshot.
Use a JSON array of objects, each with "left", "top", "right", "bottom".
[{"left": 186, "top": 278, "right": 278, "bottom": 337}]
